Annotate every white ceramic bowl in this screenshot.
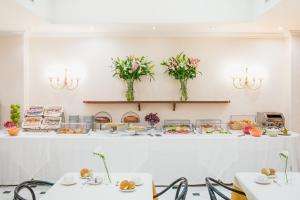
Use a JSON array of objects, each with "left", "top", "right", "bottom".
[{"left": 266, "top": 129, "right": 280, "bottom": 137}]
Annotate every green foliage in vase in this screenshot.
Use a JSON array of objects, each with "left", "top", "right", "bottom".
[
  {"left": 112, "top": 55, "right": 155, "bottom": 81},
  {"left": 161, "top": 52, "right": 201, "bottom": 80},
  {"left": 10, "top": 104, "right": 21, "bottom": 126}
]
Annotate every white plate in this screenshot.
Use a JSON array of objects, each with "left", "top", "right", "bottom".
[
  {"left": 255, "top": 178, "right": 272, "bottom": 185},
  {"left": 119, "top": 188, "right": 136, "bottom": 192},
  {"left": 60, "top": 181, "right": 77, "bottom": 186},
  {"left": 87, "top": 177, "right": 103, "bottom": 185},
  {"left": 267, "top": 175, "right": 277, "bottom": 179}
]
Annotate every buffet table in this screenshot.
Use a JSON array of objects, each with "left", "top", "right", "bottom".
[{"left": 0, "top": 131, "right": 300, "bottom": 185}]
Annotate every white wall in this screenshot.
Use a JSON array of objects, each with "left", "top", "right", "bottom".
[
  {"left": 290, "top": 33, "right": 300, "bottom": 132},
  {"left": 0, "top": 35, "right": 24, "bottom": 126},
  {"left": 27, "top": 36, "right": 290, "bottom": 126}
]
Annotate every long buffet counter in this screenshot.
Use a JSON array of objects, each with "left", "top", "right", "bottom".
[{"left": 0, "top": 131, "right": 300, "bottom": 185}]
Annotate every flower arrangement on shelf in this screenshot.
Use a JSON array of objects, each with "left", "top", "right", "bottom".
[
  {"left": 279, "top": 150, "right": 289, "bottom": 184},
  {"left": 144, "top": 113, "right": 160, "bottom": 128},
  {"left": 93, "top": 146, "right": 111, "bottom": 183},
  {"left": 161, "top": 52, "right": 201, "bottom": 101},
  {"left": 112, "top": 56, "right": 155, "bottom": 101}
]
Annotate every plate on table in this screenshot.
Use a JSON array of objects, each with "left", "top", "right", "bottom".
[
  {"left": 60, "top": 181, "right": 77, "bottom": 186},
  {"left": 119, "top": 188, "right": 136, "bottom": 192},
  {"left": 279, "top": 133, "right": 291, "bottom": 136},
  {"left": 254, "top": 178, "right": 272, "bottom": 185},
  {"left": 267, "top": 175, "right": 277, "bottom": 179}
]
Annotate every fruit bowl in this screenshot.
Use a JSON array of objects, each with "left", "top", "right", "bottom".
[
  {"left": 7, "top": 127, "right": 20, "bottom": 136},
  {"left": 250, "top": 127, "right": 263, "bottom": 137}
]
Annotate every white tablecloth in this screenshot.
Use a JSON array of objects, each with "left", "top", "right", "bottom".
[
  {"left": 0, "top": 131, "right": 300, "bottom": 185},
  {"left": 40, "top": 173, "right": 153, "bottom": 200},
  {"left": 235, "top": 172, "right": 300, "bottom": 200}
]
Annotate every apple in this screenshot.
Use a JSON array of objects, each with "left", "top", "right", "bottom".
[{"left": 242, "top": 126, "right": 253, "bottom": 135}]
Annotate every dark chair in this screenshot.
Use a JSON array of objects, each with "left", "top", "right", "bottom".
[
  {"left": 153, "top": 177, "right": 188, "bottom": 200},
  {"left": 14, "top": 180, "right": 54, "bottom": 200},
  {"left": 205, "top": 177, "right": 246, "bottom": 200}
]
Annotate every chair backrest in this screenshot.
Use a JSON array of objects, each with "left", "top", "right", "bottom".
[
  {"left": 205, "top": 177, "right": 246, "bottom": 200},
  {"left": 153, "top": 177, "right": 188, "bottom": 200},
  {"left": 14, "top": 180, "right": 54, "bottom": 200}
]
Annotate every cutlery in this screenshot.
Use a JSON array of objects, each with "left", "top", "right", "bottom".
[{"left": 273, "top": 180, "right": 281, "bottom": 187}]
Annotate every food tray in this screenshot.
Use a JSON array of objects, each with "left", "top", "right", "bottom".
[
  {"left": 22, "top": 117, "right": 43, "bottom": 129},
  {"left": 57, "top": 123, "right": 88, "bottom": 134},
  {"left": 41, "top": 117, "right": 62, "bottom": 130},
  {"left": 94, "top": 111, "right": 112, "bottom": 124},
  {"left": 122, "top": 111, "right": 140, "bottom": 123},
  {"left": 25, "top": 106, "right": 44, "bottom": 117},
  {"left": 229, "top": 115, "right": 256, "bottom": 130},
  {"left": 44, "top": 105, "right": 63, "bottom": 117},
  {"left": 163, "top": 119, "right": 192, "bottom": 134}
]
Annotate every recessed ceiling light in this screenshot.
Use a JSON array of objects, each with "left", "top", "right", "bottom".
[
  {"left": 152, "top": 26, "right": 156, "bottom": 30},
  {"left": 278, "top": 26, "right": 284, "bottom": 31}
]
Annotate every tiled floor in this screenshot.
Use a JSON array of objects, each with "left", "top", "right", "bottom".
[{"left": 0, "top": 185, "right": 230, "bottom": 200}]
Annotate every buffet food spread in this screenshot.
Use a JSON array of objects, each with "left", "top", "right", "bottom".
[{"left": 16, "top": 109, "right": 292, "bottom": 137}]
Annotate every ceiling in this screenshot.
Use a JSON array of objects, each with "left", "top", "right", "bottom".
[{"left": 0, "top": 0, "right": 299, "bottom": 36}]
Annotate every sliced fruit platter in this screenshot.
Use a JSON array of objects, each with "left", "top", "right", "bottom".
[
  {"left": 164, "top": 125, "right": 192, "bottom": 134},
  {"left": 202, "top": 128, "right": 231, "bottom": 134}
]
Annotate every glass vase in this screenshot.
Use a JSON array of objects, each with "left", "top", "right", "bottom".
[
  {"left": 126, "top": 79, "right": 135, "bottom": 101},
  {"left": 179, "top": 79, "right": 188, "bottom": 101}
]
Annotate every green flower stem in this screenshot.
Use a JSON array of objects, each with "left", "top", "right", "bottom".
[
  {"left": 126, "top": 79, "right": 135, "bottom": 101},
  {"left": 95, "top": 153, "right": 111, "bottom": 183},
  {"left": 285, "top": 159, "right": 288, "bottom": 184},
  {"left": 179, "top": 79, "right": 188, "bottom": 101}
]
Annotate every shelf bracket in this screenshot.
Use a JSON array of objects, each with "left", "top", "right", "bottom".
[
  {"left": 137, "top": 103, "right": 141, "bottom": 111},
  {"left": 172, "top": 103, "right": 176, "bottom": 111}
]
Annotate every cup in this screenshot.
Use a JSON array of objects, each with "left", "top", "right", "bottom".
[{"left": 63, "top": 174, "right": 75, "bottom": 185}]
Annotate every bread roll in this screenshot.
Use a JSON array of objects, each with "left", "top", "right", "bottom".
[{"left": 124, "top": 116, "right": 140, "bottom": 123}]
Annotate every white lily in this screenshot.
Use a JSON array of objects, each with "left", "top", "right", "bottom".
[
  {"left": 93, "top": 146, "right": 111, "bottom": 183},
  {"left": 279, "top": 150, "right": 289, "bottom": 184}
]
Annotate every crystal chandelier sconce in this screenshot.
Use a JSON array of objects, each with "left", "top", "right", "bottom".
[
  {"left": 49, "top": 68, "right": 80, "bottom": 90},
  {"left": 232, "top": 68, "right": 263, "bottom": 90}
]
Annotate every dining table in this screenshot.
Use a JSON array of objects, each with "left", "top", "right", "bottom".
[
  {"left": 235, "top": 172, "right": 300, "bottom": 200},
  {"left": 1, "top": 130, "right": 300, "bottom": 185},
  {"left": 40, "top": 173, "right": 153, "bottom": 200}
]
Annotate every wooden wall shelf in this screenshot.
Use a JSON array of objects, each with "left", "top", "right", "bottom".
[{"left": 83, "top": 100, "right": 231, "bottom": 111}]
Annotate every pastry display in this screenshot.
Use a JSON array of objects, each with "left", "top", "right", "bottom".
[
  {"left": 261, "top": 168, "right": 276, "bottom": 176},
  {"left": 57, "top": 123, "right": 87, "bottom": 134},
  {"left": 122, "top": 112, "right": 140, "bottom": 123},
  {"left": 44, "top": 105, "right": 63, "bottom": 117},
  {"left": 229, "top": 119, "right": 256, "bottom": 130},
  {"left": 80, "top": 168, "right": 93, "bottom": 178},
  {"left": 94, "top": 111, "right": 112, "bottom": 124},
  {"left": 25, "top": 106, "right": 44, "bottom": 117},
  {"left": 127, "top": 126, "right": 145, "bottom": 131},
  {"left": 41, "top": 117, "right": 62, "bottom": 130},
  {"left": 119, "top": 180, "right": 136, "bottom": 191},
  {"left": 22, "top": 117, "right": 43, "bottom": 129}
]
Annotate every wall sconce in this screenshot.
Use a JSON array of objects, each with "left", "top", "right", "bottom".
[
  {"left": 49, "top": 68, "right": 80, "bottom": 90},
  {"left": 232, "top": 68, "right": 263, "bottom": 90}
]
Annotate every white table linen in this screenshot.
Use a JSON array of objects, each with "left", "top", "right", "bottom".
[
  {"left": 40, "top": 173, "right": 152, "bottom": 200},
  {"left": 235, "top": 172, "right": 300, "bottom": 200},
  {"left": 0, "top": 131, "right": 299, "bottom": 185}
]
